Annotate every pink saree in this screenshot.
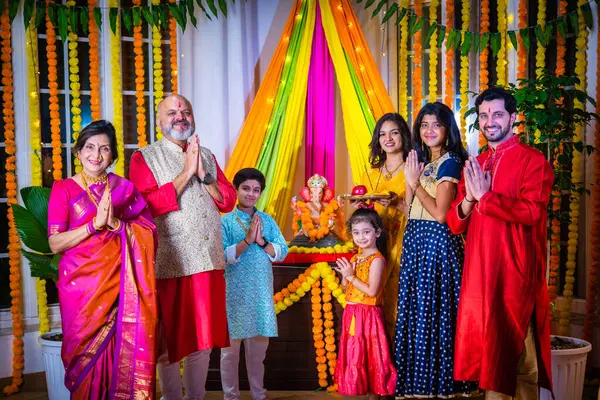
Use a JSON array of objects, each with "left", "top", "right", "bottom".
[{"left": 48, "top": 173, "right": 159, "bottom": 400}]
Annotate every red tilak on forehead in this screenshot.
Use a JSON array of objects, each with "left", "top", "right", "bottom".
[
  {"left": 177, "top": 101, "right": 182, "bottom": 108},
  {"left": 488, "top": 108, "right": 491, "bottom": 114}
]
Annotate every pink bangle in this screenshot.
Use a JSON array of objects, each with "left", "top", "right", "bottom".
[{"left": 87, "top": 219, "right": 98, "bottom": 235}]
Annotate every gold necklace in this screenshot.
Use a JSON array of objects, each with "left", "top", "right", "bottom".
[
  {"left": 383, "top": 162, "right": 404, "bottom": 180},
  {"left": 234, "top": 208, "right": 261, "bottom": 233},
  {"left": 81, "top": 171, "right": 108, "bottom": 207}
]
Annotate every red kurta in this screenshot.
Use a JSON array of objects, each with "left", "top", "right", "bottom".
[
  {"left": 129, "top": 148, "right": 237, "bottom": 362},
  {"left": 446, "top": 135, "right": 553, "bottom": 396}
]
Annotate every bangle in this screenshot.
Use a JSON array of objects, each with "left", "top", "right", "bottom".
[
  {"left": 243, "top": 238, "right": 251, "bottom": 246},
  {"left": 85, "top": 220, "right": 95, "bottom": 235},
  {"left": 464, "top": 197, "right": 476, "bottom": 203},
  {"left": 92, "top": 217, "right": 104, "bottom": 232},
  {"left": 107, "top": 219, "right": 122, "bottom": 232}
]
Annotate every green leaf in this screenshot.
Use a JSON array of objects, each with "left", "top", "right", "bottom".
[
  {"left": 178, "top": 0, "right": 188, "bottom": 29},
  {"left": 446, "top": 29, "right": 456, "bottom": 51},
  {"left": 453, "top": 28, "right": 461, "bottom": 49},
  {"left": 519, "top": 28, "right": 530, "bottom": 52},
  {"left": 365, "top": 0, "right": 377, "bottom": 8},
  {"left": 372, "top": 0, "right": 388, "bottom": 18},
  {"left": 94, "top": 7, "right": 102, "bottom": 32},
  {"left": 206, "top": 0, "right": 219, "bottom": 18},
  {"left": 557, "top": 16, "right": 568, "bottom": 39},
  {"left": 132, "top": 7, "right": 141, "bottom": 27},
  {"left": 490, "top": 32, "right": 501, "bottom": 57},
  {"left": 195, "top": 0, "right": 212, "bottom": 20},
  {"left": 9, "top": 0, "right": 20, "bottom": 24},
  {"left": 34, "top": 2, "right": 45, "bottom": 30},
  {"left": 20, "top": 187, "right": 51, "bottom": 228},
  {"left": 80, "top": 7, "right": 89, "bottom": 35},
  {"left": 544, "top": 22, "right": 554, "bottom": 45},
  {"left": 109, "top": 7, "right": 118, "bottom": 35},
  {"left": 57, "top": 5, "right": 69, "bottom": 42},
  {"left": 460, "top": 31, "right": 473, "bottom": 56},
  {"left": 580, "top": 3, "right": 593, "bottom": 29},
  {"left": 424, "top": 22, "right": 438, "bottom": 48},
  {"left": 534, "top": 24, "right": 546, "bottom": 47},
  {"left": 152, "top": 8, "right": 160, "bottom": 28},
  {"left": 0, "top": 0, "right": 4, "bottom": 18},
  {"left": 141, "top": 5, "right": 154, "bottom": 27},
  {"left": 218, "top": 0, "right": 228, "bottom": 18},
  {"left": 480, "top": 32, "right": 490, "bottom": 53},
  {"left": 409, "top": 15, "right": 425, "bottom": 36},
  {"left": 168, "top": 3, "right": 185, "bottom": 30},
  {"left": 12, "top": 204, "right": 51, "bottom": 254},
  {"left": 22, "top": 251, "right": 58, "bottom": 281},
  {"left": 23, "top": 0, "right": 36, "bottom": 30},
  {"left": 394, "top": 7, "right": 408, "bottom": 24},
  {"left": 68, "top": 5, "right": 78, "bottom": 35},
  {"left": 381, "top": 3, "right": 398, "bottom": 24},
  {"left": 437, "top": 25, "right": 446, "bottom": 48},
  {"left": 507, "top": 30, "right": 518, "bottom": 51},
  {"left": 568, "top": 11, "right": 578, "bottom": 35},
  {"left": 407, "top": 13, "right": 417, "bottom": 35},
  {"left": 188, "top": 0, "right": 198, "bottom": 27},
  {"left": 122, "top": 7, "right": 132, "bottom": 33},
  {"left": 472, "top": 32, "right": 480, "bottom": 53},
  {"left": 159, "top": 4, "right": 170, "bottom": 28},
  {"left": 48, "top": 3, "right": 59, "bottom": 30}
]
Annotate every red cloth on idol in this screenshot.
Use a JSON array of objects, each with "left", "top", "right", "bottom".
[
  {"left": 446, "top": 136, "right": 554, "bottom": 396},
  {"left": 129, "top": 145, "right": 237, "bottom": 363}
]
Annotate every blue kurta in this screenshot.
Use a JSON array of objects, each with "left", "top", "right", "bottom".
[{"left": 221, "top": 208, "right": 289, "bottom": 340}]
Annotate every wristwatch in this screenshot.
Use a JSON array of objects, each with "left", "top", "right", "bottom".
[
  {"left": 201, "top": 173, "right": 215, "bottom": 185},
  {"left": 258, "top": 237, "right": 269, "bottom": 249}
]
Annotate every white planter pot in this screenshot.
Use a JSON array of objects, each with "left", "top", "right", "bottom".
[
  {"left": 39, "top": 331, "right": 70, "bottom": 400},
  {"left": 540, "top": 335, "right": 592, "bottom": 400}
]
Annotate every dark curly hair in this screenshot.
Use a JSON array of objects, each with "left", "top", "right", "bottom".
[{"left": 369, "top": 113, "right": 412, "bottom": 169}]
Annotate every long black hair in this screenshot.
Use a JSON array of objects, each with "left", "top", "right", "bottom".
[
  {"left": 369, "top": 112, "right": 412, "bottom": 168},
  {"left": 73, "top": 120, "right": 118, "bottom": 165},
  {"left": 412, "top": 102, "right": 469, "bottom": 164},
  {"left": 346, "top": 208, "right": 387, "bottom": 255}
]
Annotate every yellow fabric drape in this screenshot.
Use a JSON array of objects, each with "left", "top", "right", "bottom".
[
  {"left": 260, "top": 0, "right": 317, "bottom": 228},
  {"left": 319, "top": 0, "right": 372, "bottom": 184},
  {"left": 224, "top": 1, "right": 303, "bottom": 181}
]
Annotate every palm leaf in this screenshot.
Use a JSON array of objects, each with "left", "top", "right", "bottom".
[{"left": 12, "top": 204, "right": 52, "bottom": 254}]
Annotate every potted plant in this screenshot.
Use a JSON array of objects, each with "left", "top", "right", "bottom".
[
  {"left": 468, "top": 70, "right": 598, "bottom": 400},
  {"left": 12, "top": 186, "right": 69, "bottom": 400}
]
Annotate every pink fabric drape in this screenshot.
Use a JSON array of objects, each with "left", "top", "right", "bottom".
[{"left": 305, "top": 4, "right": 335, "bottom": 185}]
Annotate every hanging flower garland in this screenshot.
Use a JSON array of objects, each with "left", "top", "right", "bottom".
[
  {"left": 585, "top": 24, "right": 600, "bottom": 341},
  {"left": 109, "top": 0, "right": 125, "bottom": 176},
  {"left": 26, "top": 28, "right": 42, "bottom": 186},
  {"left": 169, "top": 0, "right": 178, "bottom": 94},
  {"left": 560, "top": 2, "right": 588, "bottom": 336},
  {"left": 133, "top": 0, "right": 147, "bottom": 148},
  {"left": 152, "top": 0, "right": 164, "bottom": 140},
  {"left": 535, "top": 0, "right": 546, "bottom": 79},
  {"left": 397, "top": 0, "right": 409, "bottom": 120},
  {"left": 478, "top": 0, "right": 490, "bottom": 149},
  {"left": 311, "top": 279, "right": 329, "bottom": 388},
  {"left": 291, "top": 199, "right": 347, "bottom": 242},
  {"left": 322, "top": 281, "right": 337, "bottom": 392},
  {"left": 411, "top": 0, "right": 423, "bottom": 122},
  {"left": 66, "top": 0, "right": 82, "bottom": 173},
  {"left": 273, "top": 265, "right": 317, "bottom": 313},
  {"left": 516, "top": 0, "right": 528, "bottom": 81},
  {"left": 47, "top": 1, "right": 62, "bottom": 181},
  {"left": 2, "top": 3, "right": 24, "bottom": 394},
  {"left": 458, "top": 0, "right": 470, "bottom": 147},
  {"left": 555, "top": 0, "right": 567, "bottom": 77},
  {"left": 427, "top": 0, "right": 438, "bottom": 103},
  {"left": 443, "top": 0, "right": 454, "bottom": 108},
  {"left": 496, "top": 0, "right": 508, "bottom": 86},
  {"left": 89, "top": 0, "right": 100, "bottom": 121}
]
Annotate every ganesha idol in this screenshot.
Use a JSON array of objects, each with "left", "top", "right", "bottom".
[{"left": 290, "top": 174, "right": 348, "bottom": 247}]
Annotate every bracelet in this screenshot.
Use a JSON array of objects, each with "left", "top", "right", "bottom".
[
  {"left": 411, "top": 181, "right": 420, "bottom": 191},
  {"left": 107, "top": 219, "right": 122, "bottom": 232},
  {"left": 464, "top": 197, "right": 476, "bottom": 203},
  {"left": 243, "top": 238, "right": 251, "bottom": 246},
  {"left": 92, "top": 217, "right": 104, "bottom": 232}
]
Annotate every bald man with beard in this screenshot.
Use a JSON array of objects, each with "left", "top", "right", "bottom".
[{"left": 130, "top": 94, "right": 237, "bottom": 400}]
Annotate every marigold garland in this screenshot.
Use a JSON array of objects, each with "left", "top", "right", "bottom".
[
  {"left": 152, "top": 0, "right": 164, "bottom": 140},
  {"left": 292, "top": 199, "right": 347, "bottom": 242},
  {"left": 585, "top": 22, "right": 600, "bottom": 341},
  {"left": 535, "top": 0, "right": 546, "bottom": 80},
  {"left": 2, "top": 3, "right": 24, "bottom": 394},
  {"left": 496, "top": 0, "right": 508, "bottom": 86},
  {"left": 89, "top": 0, "right": 101, "bottom": 121},
  {"left": 427, "top": 0, "right": 438, "bottom": 103},
  {"left": 411, "top": 0, "right": 423, "bottom": 123},
  {"left": 321, "top": 280, "right": 337, "bottom": 392},
  {"left": 311, "top": 279, "right": 328, "bottom": 388},
  {"left": 478, "top": 0, "right": 490, "bottom": 148},
  {"left": 458, "top": 0, "right": 470, "bottom": 147},
  {"left": 26, "top": 27, "right": 42, "bottom": 186},
  {"left": 133, "top": 0, "right": 147, "bottom": 148},
  {"left": 555, "top": 0, "right": 567, "bottom": 78},
  {"left": 559, "top": 2, "right": 588, "bottom": 335},
  {"left": 67, "top": 0, "right": 82, "bottom": 173},
  {"left": 169, "top": 0, "right": 178, "bottom": 94},
  {"left": 109, "top": 0, "right": 125, "bottom": 176},
  {"left": 443, "top": 0, "right": 454, "bottom": 108},
  {"left": 46, "top": 1, "right": 62, "bottom": 181},
  {"left": 36, "top": 279, "right": 50, "bottom": 334},
  {"left": 397, "top": 0, "right": 409, "bottom": 120},
  {"left": 515, "top": 0, "right": 528, "bottom": 137}
]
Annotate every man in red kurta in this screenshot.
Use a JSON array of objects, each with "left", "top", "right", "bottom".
[
  {"left": 129, "top": 94, "right": 237, "bottom": 400},
  {"left": 447, "top": 87, "right": 553, "bottom": 399}
]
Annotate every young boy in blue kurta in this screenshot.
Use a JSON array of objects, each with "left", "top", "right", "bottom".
[{"left": 220, "top": 168, "right": 289, "bottom": 400}]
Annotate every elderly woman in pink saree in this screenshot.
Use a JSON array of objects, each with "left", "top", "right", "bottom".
[{"left": 48, "top": 120, "right": 159, "bottom": 400}]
